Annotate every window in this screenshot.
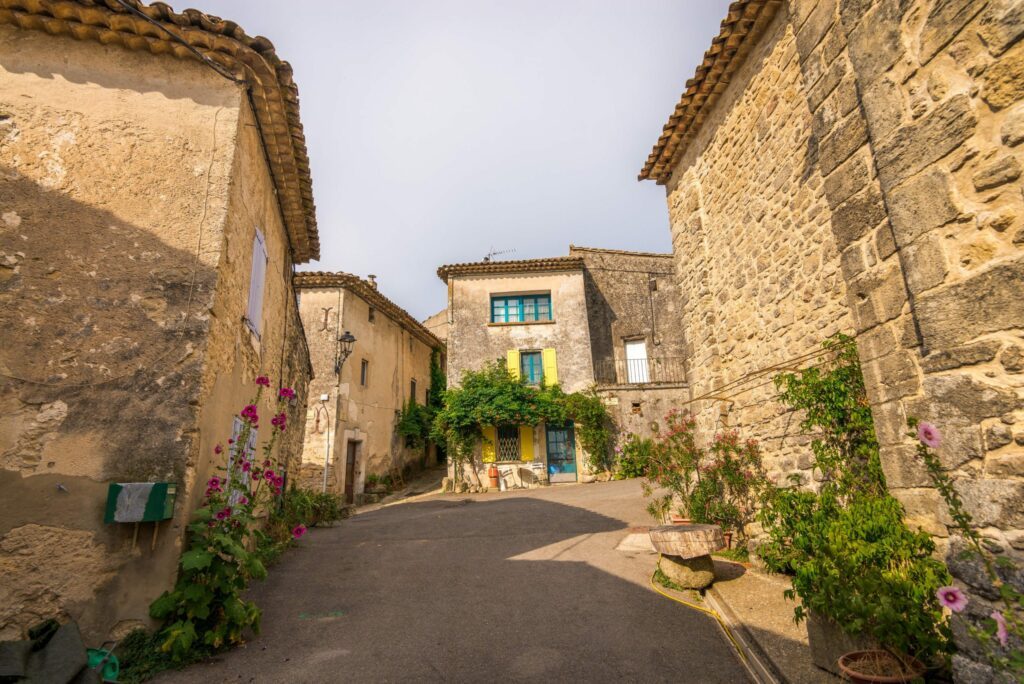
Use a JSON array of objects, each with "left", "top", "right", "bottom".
[
  {"left": 625, "top": 339, "right": 649, "bottom": 383},
  {"left": 410, "top": 379, "right": 417, "bottom": 403},
  {"left": 490, "top": 294, "right": 552, "bottom": 323},
  {"left": 368, "top": 306, "right": 376, "bottom": 323},
  {"left": 520, "top": 351, "right": 543, "bottom": 385},
  {"left": 360, "top": 359, "right": 369, "bottom": 386},
  {"left": 497, "top": 425, "right": 520, "bottom": 461},
  {"left": 227, "top": 417, "right": 256, "bottom": 504},
  {"left": 245, "top": 228, "right": 268, "bottom": 337}
]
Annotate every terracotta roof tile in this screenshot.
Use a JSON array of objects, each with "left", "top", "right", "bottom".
[
  {"left": 638, "top": 0, "right": 782, "bottom": 185},
  {"left": 294, "top": 271, "right": 442, "bottom": 349},
  {"left": 436, "top": 256, "right": 584, "bottom": 283},
  {"left": 0, "top": 0, "right": 320, "bottom": 263}
]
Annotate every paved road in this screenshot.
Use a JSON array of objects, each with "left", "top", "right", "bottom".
[{"left": 166, "top": 479, "right": 749, "bottom": 683}]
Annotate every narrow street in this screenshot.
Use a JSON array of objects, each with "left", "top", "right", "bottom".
[{"left": 165, "top": 480, "right": 749, "bottom": 682}]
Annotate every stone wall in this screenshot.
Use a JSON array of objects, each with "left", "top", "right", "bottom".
[
  {"left": 663, "top": 7, "right": 855, "bottom": 488},
  {"left": 0, "top": 27, "right": 310, "bottom": 641},
  {"left": 779, "top": 0, "right": 1024, "bottom": 677}
]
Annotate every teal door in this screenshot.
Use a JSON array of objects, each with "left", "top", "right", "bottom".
[{"left": 546, "top": 423, "right": 576, "bottom": 483}]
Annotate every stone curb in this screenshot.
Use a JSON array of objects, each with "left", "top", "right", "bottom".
[{"left": 704, "top": 584, "right": 788, "bottom": 684}]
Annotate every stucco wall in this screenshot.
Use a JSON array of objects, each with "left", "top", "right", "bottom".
[
  {"left": 297, "top": 284, "right": 437, "bottom": 499},
  {"left": 663, "top": 8, "right": 854, "bottom": 488},
  {"left": 446, "top": 270, "right": 595, "bottom": 393},
  {"left": 0, "top": 26, "right": 309, "bottom": 641}
]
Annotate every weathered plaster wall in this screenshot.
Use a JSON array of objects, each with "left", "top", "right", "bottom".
[
  {"left": 297, "top": 284, "right": 436, "bottom": 499},
  {"left": 423, "top": 308, "right": 449, "bottom": 344},
  {"left": 446, "top": 270, "right": 595, "bottom": 393},
  {"left": 0, "top": 27, "right": 238, "bottom": 639},
  {"left": 779, "top": 0, "right": 1024, "bottom": 677},
  {"left": 664, "top": 8, "right": 855, "bottom": 488},
  {"left": 0, "top": 26, "right": 310, "bottom": 641}
]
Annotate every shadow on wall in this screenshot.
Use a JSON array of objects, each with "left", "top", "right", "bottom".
[{"left": 168, "top": 495, "right": 809, "bottom": 683}]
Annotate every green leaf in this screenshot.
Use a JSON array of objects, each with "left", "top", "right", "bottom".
[{"left": 181, "top": 549, "right": 214, "bottom": 570}]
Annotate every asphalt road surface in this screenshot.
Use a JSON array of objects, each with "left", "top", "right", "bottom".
[{"left": 164, "top": 479, "right": 750, "bottom": 683}]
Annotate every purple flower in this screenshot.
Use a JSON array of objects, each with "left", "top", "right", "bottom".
[
  {"left": 271, "top": 412, "right": 287, "bottom": 431},
  {"left": 917, "top": 422, "right": 942, "bottom": 449},
  {"left": 992, "top": 610, "right": 1009, "bottom": 647},
  {"left": 292, "top": 524, "right": 307, "bottom": 539},
  {"left": 241, "top": 460, "right": 251, "bottom": 473},
  {"left": 256, "top": 376, "right": 271, "bottom": 387},
  {"left": 937, "top": 586, "right": 968, "bottom": 612},
  {"left": 278, "top": 387, "right": 296, "bottom": 400},
  {"left": 241, "top": 404, "right": 259, "bottom": 423}
]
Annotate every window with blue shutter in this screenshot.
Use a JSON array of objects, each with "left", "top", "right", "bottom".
[{"left": 490, "top": 294, "right": 552, "bottom": 323}]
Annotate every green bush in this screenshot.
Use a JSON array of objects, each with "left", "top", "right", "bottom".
[{"left": 615, "top": 434, "right": 654, "bottom": 478}]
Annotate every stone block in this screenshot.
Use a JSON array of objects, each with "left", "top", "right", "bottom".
[
  {"left": 862, "top": 76, "right": 904, "bottom": 141},
  {"left": 819, "top": 110, "right": 868, "bottom": 176},
  {"left": 823, "top": 149, "right": 871, "bottom": 209},
  {"left": 875, "top": 94, "right": 977, "bottom": 187},
  {"left": 1001, "top": 344, "right": 1024, "bottom": 372},
  {"left": 978, "top": 208, "right": 1017, "bottom": 232},
  {"left": 847, "top": 0, "right": 906, "bottom": 83},
  {"left": 921, "top": 339, "right": 1001, "bottom": 372},
  {"left": 806, "top": 53, "right": 848, "bottom": 114},
  {"left": 830, "top": 185, "right": 887, "bottom": 249},
  {"left": 795, "top": 0, "right": 837, "bottom": 59},
  {"left": 879, "top": 443, "right": 932, "bottom": 487},
  {"left": 887, "top": 168, "right": 961, "bottom": 246},
  {"left": 972, "top": 156, "right": 1022, "bottom": 191},
  {"left": 986, "top": 423, "right": 1015, "bottom": 450},
  {"left": 977, "top": 0, "right": 1024, "bottom": 56},
  {"left": 658, "top": 553, "right": 715, "bottom": 590},
  {"left": 915, "top": 258, "right": 1024, "bottom": 348},
  {"left": 903, "top": 235, "right": 948, "bottom": 294},
  {"left": 919, "top": 0, "right": 986, "bottom": 64},
  {"left": 986, "top": 453, "right": 1024, "bottom": 477},
  {"left": 956, "top": 478, "right": 1024, "bottom": 528},
  {"left": 983, "top": 41, "right": 1024, "bottom": 110},
  {"left": 648, "top": 524, "right": 723, "bottom": 558},
  {"left": 1000, "top": 105, "right": 1024, "bottom": 146}
]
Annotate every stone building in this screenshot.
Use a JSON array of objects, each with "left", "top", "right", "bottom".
[
  {"left": 0, "top": 1, "right": 315, "bottom": 641},
  {"left": 295, "top": 272, "right": 444, "bottom": 503},
  {"left": 438, "top": 246, "right": 690, "bottom": 484},
  {"left": 641, "top": 0, "right": 1024, "bottom": 678}
]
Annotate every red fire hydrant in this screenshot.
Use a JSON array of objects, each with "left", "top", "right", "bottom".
[{"left": 488, "top": 465, "right": 499, "bottom": 489}]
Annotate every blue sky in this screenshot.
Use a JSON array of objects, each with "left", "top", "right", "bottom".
[{"left": 197, "top": 0, "right": 732, "bottom": 318}]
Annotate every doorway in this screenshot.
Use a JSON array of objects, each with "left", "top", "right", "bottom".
[
  {"left": 625, "top": 339, "right": 649, "bottom": 383},
  {"left": 345, "top": 441, "right": 359, "bottom": 504},
  {"left": 546, "top": 423, "right": 576, "bottom": 483}
]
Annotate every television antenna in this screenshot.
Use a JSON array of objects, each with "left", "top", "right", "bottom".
[{"left": 483, "top": 247, "right": 516, "bottom": 262}]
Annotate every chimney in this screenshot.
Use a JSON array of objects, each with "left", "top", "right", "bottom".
[{"left": 367, "top": 274, "right": 377, "bottom": 289}]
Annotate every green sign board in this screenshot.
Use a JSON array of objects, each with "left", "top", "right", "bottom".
[{"left": 104, "top": 482, "right": 177, "bottom": 524}]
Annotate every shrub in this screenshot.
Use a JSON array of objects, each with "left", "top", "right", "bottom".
[{"left": 615, "top": 434, "right": 654, "bottom": 479}]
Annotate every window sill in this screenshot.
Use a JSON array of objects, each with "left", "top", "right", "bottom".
[{"left": 487, "top": 320, "right": 556, "bottom": 327}]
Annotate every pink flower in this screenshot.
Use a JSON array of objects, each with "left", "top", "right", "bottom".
[
  {"left": 241, "top": 460, "right": 252, "bottom": 473},
  {"left": 263, "top": 460, "right": 271, "bottom": 468},
  {"left": 208, "top": 476, "right": 221, "bottom": 488},
  {"left": 238, "top": 496, "right": 249, "bottom": 506},
  {"left": 274, "top": 486, "right": 283, "bottom": 496},
  {"left": 273, "top": 475, "right": 284, "bottom": 488},
  {"left": 292, "top": 524, "right": 307, "bottom": 539},
  {"left": 215, "top": 507, "right": 231, "bottom": 521},
  {"left": 228, "top": 438, "right": 234, "bottom": 445},
  {"left": 917, "top": 422, "right": 942, "bottom": 449},
  {"left": 214, "top": 444, "right": 223, "bottom": 455},
  {"left": 992, "top": 610, "right": 1009, "bottom": 647},
  {"left": 256, "top": 376, "right": 271, "bottom": 387},
  {"left": 271, "top": 412, "right": 287, "bottom": 431},
  {"left": 278, "top": 387, "right": 296, "bottom": 400},
  {"left": 937, "top": 586, "right": 968, "bottom": 612}
]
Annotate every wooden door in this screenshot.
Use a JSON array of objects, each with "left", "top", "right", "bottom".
[{"left": 345, "top": 441, "right": 358, "bottom": 504}]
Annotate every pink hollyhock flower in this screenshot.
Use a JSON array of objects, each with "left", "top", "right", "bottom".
[
  {"left": 917, "top": 422, "right": 942, "bottom": 449},
  {"left": 214, "top": 444, "right": 223, "bottom": 455},
  {"left": 271, "top": 412, "right": 287, "bottom": 431},
  {"left": 273, "top": 475, "right": 284, "bottom": 488},
  {"left": 241, "top": 404, "right": 259, "bottom": 422},
  {"left": 278, "top": 387, "right": 296, "bottom": 400},
  {"left": 208, "top": 521, "right": 216, "bottom": 528},
  {"left": 228, "top": 438, "right": 234, "bottom": 444},
  {"left": 992, "top": 610, "right": 1009, "bottom": 647},
  {"left": 264, "top": 469, "right": 275, "bottom": 481},
  {"left": 292, "top": 524, "right": 307, "bottom": 539},
  {"left": 274, "top": 486, "right": 283, "bottom": 496},
  {"left": 937, "top": 586, "right": 968, "bottom": 612},
  {"left": 215, "top": 507, "right": 231, "bottom": 521},
  {"left": 208, "top": 476, "right": 221, "bottom": 488},
  {"left": 241, "top": 460, "right": 251, "bottom": 473},
  {"left": 263, "top": 460, "right": 271, "bottom": 468},
  {"left": 238, "top": 496, "right": 249, "bottom": 506},
  {"left": 256, "top": 376, "right": 271, "bottom": 387}
]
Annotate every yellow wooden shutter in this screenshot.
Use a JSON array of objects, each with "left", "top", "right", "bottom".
[
  {"left": 519, "top": 425, "right": 534, "bottom": 462},
  {"left": 482, "top": 425, "right": 497, "bottom": 463},
  {"left": 542, "top": 348, "right": 558, "bottom": 386},
  {"left": 506, "top": 350, "right": 521, "bottom": 380}
]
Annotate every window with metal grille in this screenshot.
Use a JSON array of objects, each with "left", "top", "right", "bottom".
[{"left": 497, "top": 425, "right": 520, "bottom": 461}]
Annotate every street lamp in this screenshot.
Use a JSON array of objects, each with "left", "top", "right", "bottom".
[
  {"left": 335, "top": 330, "right": 356, "bottom": 375},
  {"left": 326, "top": 331, "right": 356, "bottom": 493}
]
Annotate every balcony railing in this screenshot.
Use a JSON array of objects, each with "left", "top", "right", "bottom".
[{"left": 593, "top": 356, "right": 687, "bottom": 386}]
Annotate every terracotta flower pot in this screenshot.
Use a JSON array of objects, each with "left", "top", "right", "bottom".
[
  {"left": 669, "top": 513, "right": 691, "bottom": 525},
  {"left": 837, "top": 650, "right": 925, "bottom": 684}
]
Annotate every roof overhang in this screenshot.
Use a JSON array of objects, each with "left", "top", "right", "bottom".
[{"left": 436, "top": 256, "right": 585, "bottom": 283}]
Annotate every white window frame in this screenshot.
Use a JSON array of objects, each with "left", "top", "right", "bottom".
[{"left": 245, "top": 228, "right": 268, "bottom": 338}]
